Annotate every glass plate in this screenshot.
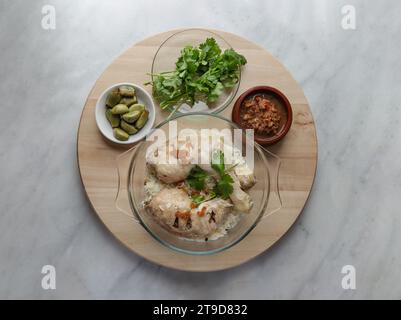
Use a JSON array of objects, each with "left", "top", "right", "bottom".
[{"left": 150, "top": 28, "right": 241, "bottom": 115}]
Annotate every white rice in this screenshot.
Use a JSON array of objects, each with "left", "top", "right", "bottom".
[
  {"left": 144, "top": 173, "right": 163, "bottom": 200},
  {"left": 208, "top": 212, "right": 241, "bottom": 241}
]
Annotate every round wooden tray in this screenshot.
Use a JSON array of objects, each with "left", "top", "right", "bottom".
[{"left": 77, "top": 29, "right": 317, "bottom": 272}]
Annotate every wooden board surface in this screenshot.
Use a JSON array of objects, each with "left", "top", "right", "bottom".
[{"left": 77, "top": 29, "right": 317, "bottom": 272}]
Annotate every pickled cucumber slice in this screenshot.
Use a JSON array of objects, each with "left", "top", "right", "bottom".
[
  {"left": 119, "top": 85, "right": 135, "bottom": 97},
  {"left": 128, "top": 104, "right": 145, "bottom": 113},
  {"left": 120, "top": 96, "right": 137, "bottom": 106},
  {"left": 111, "top": 104, "right": 129, "bottom": 115},
  {"left": 105, "top": 109, "right": 120, "bottom": 128},
  {"left": 135, "top": 110, "right": 149, "bottom": 129},
  {"left": 122, "top": 110, "right": 141, "bottom": 123},
  {"left": 105, "top": 89, "right": 121, "bottom": 108},
  {"left": 113, "top": 128, "right": 129, "bottom": 141},
  {"left": 120, "top": 120, "right": 138, "bottom": 135}
]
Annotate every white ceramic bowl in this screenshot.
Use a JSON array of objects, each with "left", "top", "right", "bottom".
[{"left": 95, "top": 83, "right": 156, "bottom": 145}]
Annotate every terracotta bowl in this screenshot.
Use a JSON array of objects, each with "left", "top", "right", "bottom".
[{"left": 232, "top": 86, "right": 293, "bottom": 145}]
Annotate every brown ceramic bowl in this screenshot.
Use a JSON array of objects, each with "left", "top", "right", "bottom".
[{"left": 232, "top": 86, "right": 293, "bottom": 145}]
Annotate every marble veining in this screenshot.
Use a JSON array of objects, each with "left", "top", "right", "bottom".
[{"left": 0, "top": 0, "right": 400, "bottom": 299}]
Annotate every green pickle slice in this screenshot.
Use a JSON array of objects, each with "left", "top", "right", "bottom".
[
  {"left": 120, "top": 120, "right": 138, "bottom": 135},
  {"left": 113, "top": 128, "right": 129, "bottom": 141},
  {"left": 135, "top": 110, "right": 149, "bottom": 129}
]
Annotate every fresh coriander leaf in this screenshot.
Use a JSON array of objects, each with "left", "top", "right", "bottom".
[
  {"left": 187, "top": 166, "right": 208, "bottom": 191},
  {"left": 210, "top": 151, "right": 235, "bottom": 199},
  {"left": 199, "top": 38, "right": 221, "bottom": 66},
  {"left": 208, "top": 82, "right": 224, "bottom": 102},
  {"left": 211, "top": 150, "right": 225, "bottom": 176},
  {"left": 213, "top": 173, "right": 234, "bottom": 199},
  {"left": 146, "top": 37, "right": 247, "bottom": 113}
]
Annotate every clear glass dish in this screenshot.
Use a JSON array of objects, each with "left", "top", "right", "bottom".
[
  {"left": 116, "top": 113, "right": 282, "bottom": 255},
  {"left": 150, "top": 28, "right": 241, "bottom": 115}
]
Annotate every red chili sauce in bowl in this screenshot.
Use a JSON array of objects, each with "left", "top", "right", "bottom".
[{"left": 232, "top": 86, "right": 293, "bottom": 145}]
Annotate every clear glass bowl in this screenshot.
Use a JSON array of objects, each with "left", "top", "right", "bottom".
[
  {"left": 150, "top": 29, "right": 241, "bottom": 115},
  {"left": 116, "top": 113, "right": 282, "bottom": 255}
]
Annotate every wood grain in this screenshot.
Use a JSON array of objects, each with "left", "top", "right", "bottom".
[{"left": 77, "top": 29, "right": 317, "bottom": 271}]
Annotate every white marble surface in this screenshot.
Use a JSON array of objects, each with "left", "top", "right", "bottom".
[{"left": 0, "top": 0, "right": 400, "bottom": 299}]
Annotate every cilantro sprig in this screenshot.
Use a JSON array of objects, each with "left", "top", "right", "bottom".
[
  {"left": 213, "top": 174, "right": 234, "bottom": 200},
  {"left": 186, "top": 150, "right": 235, "bottom": 204},
  {"left": 211, "top": 150, "right": 234, "bottom": 200},
  {"left": 146, "top": 38, "right": 247, "bottom": 113},
  {"left": 187, "top": 166, "right": 208, "bottom": 191}
]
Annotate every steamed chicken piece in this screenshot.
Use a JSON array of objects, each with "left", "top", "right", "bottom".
[
  {"left": 146, "top": 188, "right": 192, "bottom": 229},
  {"left": 234, "top": 164, "right": 256, "bottom": 190},
  {"left": 149, "top": 163, "right": 194, "bottom": 184},
  {"left": 146, "top": 143, "right": 195, "bottom": 184},
  {"left": 228, "top": 173, "right": 253, "bottom": 212},
  {"left": 146, "top": 188, "right": 233, "bottom": 238},
  {"left": 228, "top": 143, "right": 256, "bottom": 189},
  {"left": 190, "top": 198, "right": 233, "bottom": 237}
]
